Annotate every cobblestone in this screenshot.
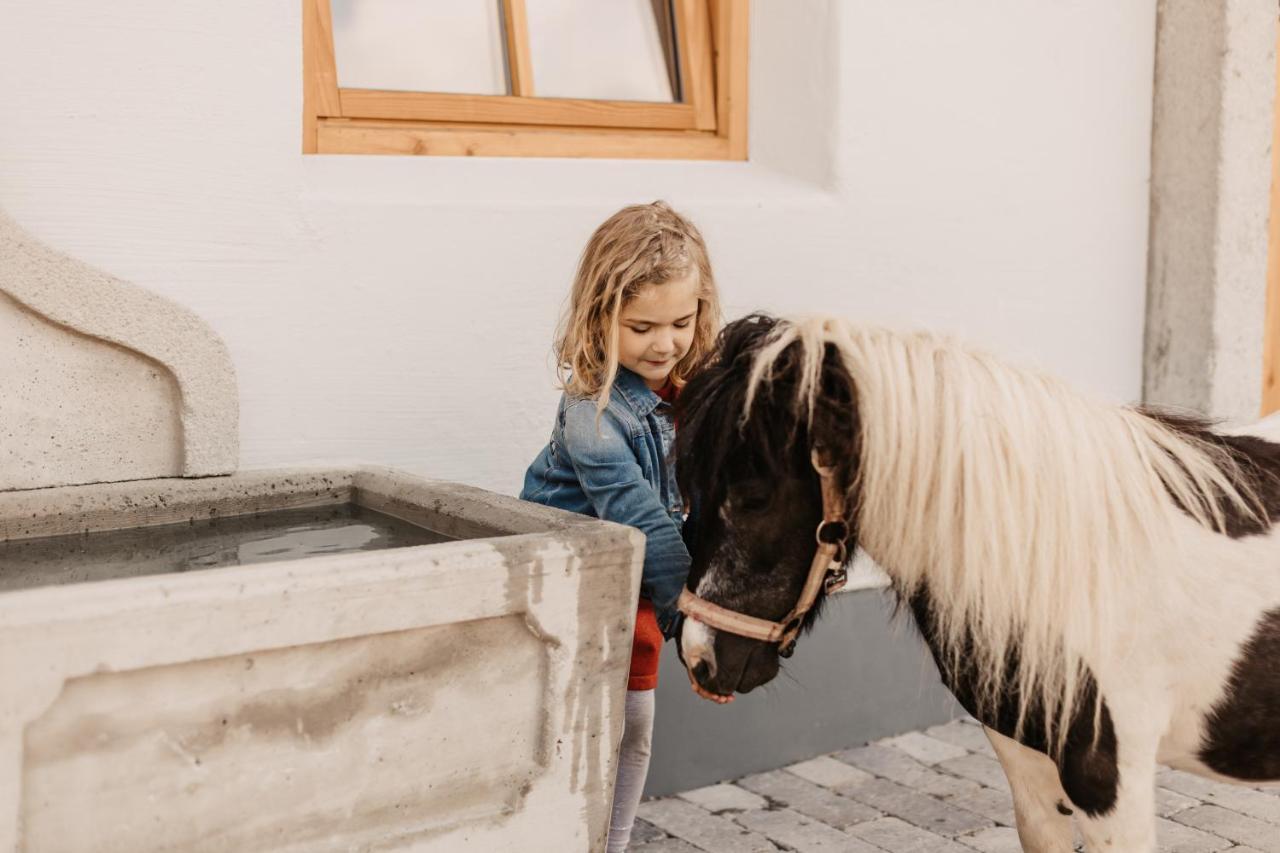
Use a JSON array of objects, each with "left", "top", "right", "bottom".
[
  {"left": 1171, "top": 805, "right": 1280, "bottom": 853},
  {"left": 1157, "top": 787, "right": 1203, "bottom": 818},
  {"left": 847, "top": 816, "right": 973, "bottom": 852},
  {"left": 836, "top": 744, "right": 982, "bottom": 798},
  {"left": 943, "top": 786, "right": 1016, "bottom": 827},
  {"left": 956, "top": 826, "right": 1024, "bottom": 853},
  {"left": 883, "top": 732, "right": 970, "bottom": 765},
  {"left": 788, "top": 755, "right": 876, "bottom": 791},
  {"left": 632, "top": 818, "right": 667, "bottom": 845},
  {"left": 631, "top": 838, "right": 705, "bottom": 853},
  {"left": 935, "top": 754, "right": 1012, "bottom": 793},
  {"left": 1153, "top": 816, "right": 1234, "bottom": 853},
  {"left": 636, "top": 797, "right": 778, "bottom": 853},
  {"left": 734, "top": 807, "right": 884, "bottom": 853},
  {"left": 677, "top": 782, "right": 768, "bottom": 814},
  {"left": 1158, "top": 770, "right": 1280, "bottom": 825},
  {"left": 737, "top": 769, "right": 880, "bottom": 829},
  {"left": 639, "top": 719, "right": 1277, "bottom": 853},
  {"left": 842, "top": 777, "right": 992, "bottom": 838},
  {"left": 923, "top": 720, "right": 997, "bottom": 757}
]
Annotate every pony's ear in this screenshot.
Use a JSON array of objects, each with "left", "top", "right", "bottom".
[{"left": 811, "top": 343, "right": 858, "bottom": 472}]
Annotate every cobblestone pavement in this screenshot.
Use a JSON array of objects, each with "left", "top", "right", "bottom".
[{"left": 634, "top": 718, "right": 1279, "bottom": 852}]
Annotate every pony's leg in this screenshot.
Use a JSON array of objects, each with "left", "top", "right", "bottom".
[
  {"left": 985, "top": 727, "right": 1075, "bottom": 852},
  {"left": 1073, "top": 749, "right": 1157, "bottom": 853}
]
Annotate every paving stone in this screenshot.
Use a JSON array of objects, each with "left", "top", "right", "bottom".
[
  {"left": 678, "top": 782, "right": 769, "bottom": 813},
  {"left": 836, "top": 744, "right": 982, "bottom": 798},
  {"left": 787, "top": 755, "right": 875, "bottom": 791},
  {"left": 1171, "top": 805, "right": 1280, "bottom": 853},
  {"left": 925, "top": 720, "right": 997, "bottom": 757},
  {"left": 734, "top": 807, "right": 884, "bottom": 853},
  {"left": 958, "top": 826, "right": 1024, "bottom": 853},
  {"left": 1159, "top": 770, "right": 1280, "bottom": 826},
  {"left": 936, "top": 753, "right": 1012, "bottom": 794},
  {"left": 846, "top": 816, "right": 973, "bottom": 853},
  {"left": 636, "top": 797, "right": 779, "bottom": 853},
  {"left": 1157, "top": 786, "right": 1204, "bottom": 818},
  {"left": 631, "top": 818, "right": 667, "bottom": 845},
  {"left": 631, "top": 838, "right": 705, "bottom": 853},
  {"left": 881, "top": 731, "right": 970, "bottom": 765},
  {"left": 944, "top": 786, "right": 1016, "bottom": 827},
  {"left": 738, "top": 769, "right": 880, "bottom": 829},
  {"left": 1155, "top": 816, "right": 1235, "bottom": 853},
  {"left": 842, "top": 777, "right": 992, "bottom": 838}
]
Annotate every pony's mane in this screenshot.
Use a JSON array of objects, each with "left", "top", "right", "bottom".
[{"left": 744, "top": 315, "right": 1265, "bottom": 747}]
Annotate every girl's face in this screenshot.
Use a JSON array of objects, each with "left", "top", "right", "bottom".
[{"left": 617, "top": 271, "right": 700, "bottom": 390}]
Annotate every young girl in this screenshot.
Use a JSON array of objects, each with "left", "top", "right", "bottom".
[{"left": 520, "top": 201, "right": 726, "bottom": 852}]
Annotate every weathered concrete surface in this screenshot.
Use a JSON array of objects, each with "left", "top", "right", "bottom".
[
  {"left": 0, "top": 210, "right": 238, "bottom": 489},
  {"left": 0, "top": 292, "right": 184, "bottom": 490},
  {"left": 0, "top": 467, "right": 642, "bottom": 852},
  {"left": 1143, "top": 0, "right": 1278, "bottom": 423}
]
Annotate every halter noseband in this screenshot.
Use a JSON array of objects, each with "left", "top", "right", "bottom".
[{"left": 676, "top": 449, "right": 850, "bottom": 657}]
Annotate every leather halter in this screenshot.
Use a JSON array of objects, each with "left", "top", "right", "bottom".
[{"left": 677, "top": 450, "right": 850, "bottom": 657}]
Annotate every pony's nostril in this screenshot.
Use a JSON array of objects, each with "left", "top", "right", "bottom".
[{"left": 692, "top": 659, "right": 712, "bottom": 685}]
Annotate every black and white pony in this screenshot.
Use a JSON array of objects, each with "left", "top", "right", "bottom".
[{"left": 673, "top": 314, "right": 1280, "bottom": 852}]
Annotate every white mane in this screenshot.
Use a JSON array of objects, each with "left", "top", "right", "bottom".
[{"left": 745, "top": 315, "right": 1262, "bottom": 745}]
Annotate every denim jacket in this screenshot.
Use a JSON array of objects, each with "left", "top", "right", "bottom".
[{"left": 520, "top": 368, "right": 688, "bottom": 638}]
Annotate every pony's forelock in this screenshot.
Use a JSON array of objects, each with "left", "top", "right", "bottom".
[{"left": 676, "top": 315, "right": 797, "bottom": 504}]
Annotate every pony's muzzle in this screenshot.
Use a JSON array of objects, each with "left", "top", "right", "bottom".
[{"left": 681, "top": 616, "right": 718, "bottom": 680}]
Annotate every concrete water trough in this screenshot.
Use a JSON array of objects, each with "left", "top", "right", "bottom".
[{"left": 0, "top": 468, "right": 641, "bottom": 852}]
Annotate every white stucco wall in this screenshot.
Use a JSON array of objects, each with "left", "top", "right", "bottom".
[{"left": 0, "top": 0, "right": 1158, "bottom": 495}]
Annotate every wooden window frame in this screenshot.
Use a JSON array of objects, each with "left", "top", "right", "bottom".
[
  {"left": 1263, "top": 30, "right": 1280, "bottom": 416},
  {"left": 302, "top": 0, "right": 748, "bottom": 160}
]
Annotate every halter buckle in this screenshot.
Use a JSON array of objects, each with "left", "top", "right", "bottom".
[
  {"left": 815, "top": 520, "right": 848, "bottom": 566},
  {"left": 815, "top": 518, "right": 848, "bottom": 546}
]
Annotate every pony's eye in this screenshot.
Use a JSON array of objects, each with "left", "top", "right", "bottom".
[{"left": 732, "top": 492, "right": 770, "bottom": 514}]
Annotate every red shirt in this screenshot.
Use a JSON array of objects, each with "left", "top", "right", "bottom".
[
  {"left": 629, "top": 600, "right": 663, "bottom": 690},
  {"left": 628, "top": 379, "right": 677, "bottom": 691}
]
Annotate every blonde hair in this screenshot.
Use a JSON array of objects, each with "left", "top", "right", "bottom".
[{"left": 555, "top": 201, "right": 721, "bottom": 408}]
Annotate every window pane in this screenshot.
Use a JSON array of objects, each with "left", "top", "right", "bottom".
[
  {"left": 527, "top": 0, "right": 679, "bottom": 102},
  {"left": 331, "top": 0, "right": 507, "bottom": 95}
]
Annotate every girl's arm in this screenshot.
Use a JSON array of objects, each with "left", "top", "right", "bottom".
[{"left": 562, "top": 400, "right": 689, "bottom": 637}]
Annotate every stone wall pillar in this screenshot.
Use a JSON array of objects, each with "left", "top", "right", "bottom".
[{"left": 1144, "top": 0, "right": 1277, "bottom": 423}]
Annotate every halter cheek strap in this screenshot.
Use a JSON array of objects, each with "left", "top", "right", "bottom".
[{"left": 677, "top": 449, "right": 849, "bottom": 656}]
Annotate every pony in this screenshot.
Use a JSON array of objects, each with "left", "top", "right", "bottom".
[{"left": 672, "top": 313, "right": 1280, "bottom": 852}]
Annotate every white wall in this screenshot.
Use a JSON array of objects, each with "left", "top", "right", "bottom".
[{"left": 0, "top": 0, "right": 1158, "bottom": 495}]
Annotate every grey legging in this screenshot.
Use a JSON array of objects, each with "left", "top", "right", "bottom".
[{"left": 606, "top": 688, "right": 655, "bottom": 852}]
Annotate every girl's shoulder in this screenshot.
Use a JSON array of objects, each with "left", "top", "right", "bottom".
[
  {"left": 559, "top": 393, "right": 642, "bottom": 452},
  {"left": 561, "top": 393, "right": 632, "bottom": 427}
]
